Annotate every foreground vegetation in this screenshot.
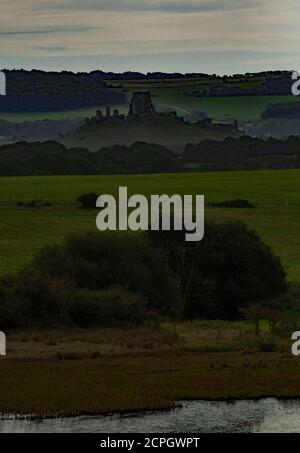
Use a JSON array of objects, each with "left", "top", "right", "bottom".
[
  {"left": 0, "top": 169, "right": 298, "bottom": 416},
  {"left": 0, "top": 323, "right": 299, "bottom": 416},
  {"left": 0, "top": 222, "right": 286, "bottom": 328}
]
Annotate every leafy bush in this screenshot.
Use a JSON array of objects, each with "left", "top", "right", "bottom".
[
  {"left": 31, "top": 232, "right": 179, "bottom": 315},
  {"left": 0, "top": 223, "right": 288, "bottom": 328},
  {"left": 208, "top": 199, "right": 255, "bottom": 208},
  {"left": 77, "top": 193, "right": 99, "bottom": 209},
  {"left": 70, "top": 286, "right": 148, "bottom": 327},
  {"left": 258, "top": 337, "right": 278, "bottom": 352},
  {"left": 0, "top": 272, "right": 73, "bottom": 328},
  {"left": 149, "top": 221, "right": 287, "bottom": 320}
]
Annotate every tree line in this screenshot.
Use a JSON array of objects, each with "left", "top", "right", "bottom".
[
  {"left": 0, "top": 70, "right": 126, "bottom": 112},
  {"left": 0, "top": 135, "right": 300, "bottom": 176}
]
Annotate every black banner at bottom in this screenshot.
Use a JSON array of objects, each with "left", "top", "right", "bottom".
[{"left": 0, "top": 433, "right": 298, "bottom": 450}]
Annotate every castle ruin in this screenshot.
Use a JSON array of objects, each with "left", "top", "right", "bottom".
[
  {"left": 86, "top": 91, "right": 238, "bottom": 133},
  {"left": 129, "top": 92, "right": 155, "bottom": 117}
]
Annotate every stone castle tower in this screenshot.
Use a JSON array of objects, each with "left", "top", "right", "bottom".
[{"left": 129, "top": 91, "right": 155, "bottom": 117}]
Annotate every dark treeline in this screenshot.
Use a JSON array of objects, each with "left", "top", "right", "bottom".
[
  {"left": 0, "top": 141, "right": 181, "bottom": 175},
  {"left": 2, "top": 68, "right": 287, "bottom": 82},
  {"left": 184, "top": 135, "right": 300, "bottom": 171},
  {"left": 0, "top": 135, "right": 300, "bottom": 176},
  {"left": 0, "top": 70, "right": 126, "bottom": 112}
]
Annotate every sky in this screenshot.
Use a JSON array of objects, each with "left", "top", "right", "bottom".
[{"left": 0, "top": 0, "right": 299, "bottom": 74}]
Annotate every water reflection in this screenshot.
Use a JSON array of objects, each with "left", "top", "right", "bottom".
[{"left": 1, "top": 398, "right": 300, "bottom": 433}]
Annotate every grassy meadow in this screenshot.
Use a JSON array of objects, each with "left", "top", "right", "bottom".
[
  {"left": 0, "top": 169, "right": 299, "bottom": 282},
  {"left": 110, "top": 78, "right": 298, "bottom": 120},
  {"left": 0, "top": 105, "right": 129, "bottom": 122}
]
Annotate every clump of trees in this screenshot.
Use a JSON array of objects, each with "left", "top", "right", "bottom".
[
  {"left": 0, "top": 222, "right": 287, "bottom": 328},
  {"left": 208, "top": 199, "right": 255, "bottom": 208},
  {"left": 183, "top": 135, "right": 300, "bottom": 171},
  {"left": 77, "top": 193, "right": 99, "bottom": 209},
  {"left": 148, "top": 221, "right": 287, "bottom": 320},
  {"left": 0, "top": 141, "right": 182, "bottom": 176}
]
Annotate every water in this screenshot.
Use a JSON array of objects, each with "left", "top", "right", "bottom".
[{"left": 1, "top": 398, "right": 300, "bottom": 433}]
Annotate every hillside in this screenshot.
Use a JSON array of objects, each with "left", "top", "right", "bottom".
[
  {"left": 0, "top": 70, "right": 126, "bottom": 112},
  {"left": 62, "top": 115, "right": 240, "bottom": 151}
]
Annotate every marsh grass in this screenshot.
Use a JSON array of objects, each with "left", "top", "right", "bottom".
[
  {"left": 0, "top": 322, "right": 296, "bottom": 416},
  {"left": 7, "top": 327, "right": 182, "bottom": 359}
]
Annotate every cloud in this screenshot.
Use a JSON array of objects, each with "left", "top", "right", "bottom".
[
  {"left": 55, "top": 0, "right": 262, "bottom": 13},
  {"left": 0, "top": 26, "right": 98, "bottom": 36},
  {"left": 0, "top": 0, "right": 299, "bottom": 73},
  {"left": 33, "top": 46, "right": 69, "bottom": 52}
]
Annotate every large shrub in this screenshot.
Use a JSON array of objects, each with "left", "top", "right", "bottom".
[
  {"left": 70, "top": 286, "right": 148, "bottom": 327},
  {"left": 0, "top": 223, "right": 288, "bottom": 328},
  {"left": 0, "top": 272, "right": 74, "bottom": 328},
  {"left": 149, "top": 221, "right": 287, "bottom": 320},
  {"left": 77, "top": 193, "right": 99, "bottom": 209}
]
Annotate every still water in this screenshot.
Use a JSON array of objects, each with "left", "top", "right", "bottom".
[{"left": 1, "top": 398, "right": 300, "bottom": 433}]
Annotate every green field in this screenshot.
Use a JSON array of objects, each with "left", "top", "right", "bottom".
[
  {"left": 0, "top": 96, "right": 295, "bottom": 123},
  {"left": 152, "top": 93, "right": 297, "bottom": 121},
  {"left": 0, "top": 169, "right": 299, "bottom": 282},
  {"left": 0, "top": 105, "right": 129, "bottom": 122},
  {"left": 110, "top": 78, "right": 298, "bottom": 120}
]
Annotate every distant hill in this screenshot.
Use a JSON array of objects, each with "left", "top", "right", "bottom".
[
  {"left": 62, "top": 114, "right": 240, "bottom": 152},
  {"left": 0, "top": 70, "right": 126, "bottom": 112},
  {"left": 0, "top": 118, "right": 83, "bottom": 145},
  {"left": 186, "top": 72, "right": 293, "bottom": 98}
]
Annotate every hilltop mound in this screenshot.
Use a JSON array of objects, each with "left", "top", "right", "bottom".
[
  {"left": 62, "top": 116, "right": 239, "bottom": 152},
  {"left": 61, "top": 92, "right": 240, "bottom": 152}
]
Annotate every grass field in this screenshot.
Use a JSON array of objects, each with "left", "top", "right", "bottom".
[
  {"left": 0, "top": 169, "right": 299, "bottom": 282},
  {"left": 152, "top": 93, "right": 297, "bottom": 121},
  {"left": 109, "top": 78, "right": 298, "bottom": 120},
  {"left": 0, "top": 105, "right": 129, "bottom": 122}
]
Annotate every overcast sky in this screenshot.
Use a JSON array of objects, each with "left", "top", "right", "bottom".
[{"left": 0, "top": 0, "right": 299, "bottom": 73}]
